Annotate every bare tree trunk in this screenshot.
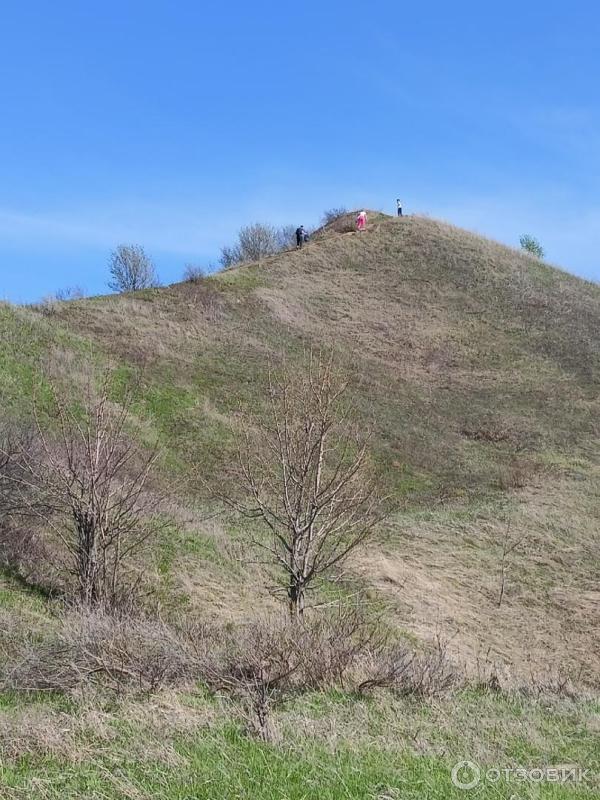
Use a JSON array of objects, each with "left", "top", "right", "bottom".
[
  {"left": 225, "top": 350, "right": 386, "bottom": 620},
  {"left": 76, "top": 511, "right": 100, "bottom": 607},
  {"left": 288, "top": 581, "right": 305, "bottom": 620}
]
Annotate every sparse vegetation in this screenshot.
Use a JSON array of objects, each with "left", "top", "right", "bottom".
[
  {"left": 321, "top": 207, "right": 348, "bottom": 225},
  {"left": 220, "top": 222, "right": 305, "bottom": 267},
  {"left": 3, "top": 377, "right": 161, "bottom": 608},
  {"left": 33, "top": 286, "right": 85, "bottom": 316},
  {"left": 54, "top": 286, "right": 85, "bottom": 302},
  {"left": 182, "top": 263, "right": 206, "bottom": 283},
  {"left": 220, "top": 222, "right": 281, "bottom": 267},
  {"left": 276, "top": 224, "right": 298, "bottom": 251},
  {"left": 520, "top": 233, "right": 545, "bottom": 259},
  {"left": 108, "top": 244, "right": 159, "bottom": 292}
]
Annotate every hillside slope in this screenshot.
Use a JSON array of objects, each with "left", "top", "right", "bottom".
[{"left": 2, "top": 212, "right": 599, "bottom": 684}]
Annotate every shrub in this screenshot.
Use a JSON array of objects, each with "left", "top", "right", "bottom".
[
  {"left": 276, "top": 225, "right": 297, "bottom": 251},
  {"left": 7, "top": 610, "right": 192, "bottom": 694},
  {"left": 497, "top": 455, "right": 538, "bottom": 490},
  {"left": 182, "top": 264, "right": 206, "bottom": 283},
  {"left": 196, "top": 618, "right": 299, "bottom": 741},
  {"left": 219, "top": 223, "right": 304, "bottom": 267},
  {"left": 519, "top": 234, "right": 545, "bottom": 259},
  {"left": 187, "top": 283, "right": 225, "bottom": 322},
  {"left": 6, "top": 377, "right": 162, "bottom": 608},
  {"left": 4, "top": 605, "right": 460, "bottom": 741},
  {"left": 220, "top": 223, "right": 280, "bottom": 268},
  {"left": 32, "top": 287, "right": 86, "bottom": 317},
  {"left": 0, "top": 426, "right": 58, "bottom": 592},
  {"left": 108, "top": 245, "right": 159, "bottom": 292},
  {"left": 321, "top": 207, "right": 348, "bottom": 226},
  {"left": 400, "top": 638, "right": 457, "bottom": 697},
  {"left": 54, "top": 286, "right": 85, "bottom": 302},
  {"left": 191, "top": 608, "right": 390, "bottom": 740}
]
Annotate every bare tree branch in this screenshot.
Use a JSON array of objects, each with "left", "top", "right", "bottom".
[
  {"left": 222, "top": 350, "right": 388, "bottom": 619},
  {"left": 2, "top": 374, "right": 162, "bottom": 608}
]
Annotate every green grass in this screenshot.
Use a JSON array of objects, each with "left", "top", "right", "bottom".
[
  {"left": 209, "top": 264, "right": 265, "bottom": 292},
  {"left": 0, "top": 690, "right": 598, "bottom": 799}
]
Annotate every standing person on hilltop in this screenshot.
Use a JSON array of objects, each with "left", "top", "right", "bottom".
[
  {"left": 396, "top": 199, "right": 403, "bottom": 217},
  {"left": 295, "top": 225, "right": 305, "bottom": 248},
  {"left": 356, "top": 210, "right": 367, "bottom": 231}
]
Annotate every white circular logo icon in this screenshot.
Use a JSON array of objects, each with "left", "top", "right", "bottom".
[{"left": 451, "top": 760, "right": 482, "bottom": 790}]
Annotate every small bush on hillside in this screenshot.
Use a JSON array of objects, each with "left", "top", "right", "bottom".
[
  {"left": 220, "top": 222, "right": 306, "bottom": 267},
  {"left": 321, "top": 207, "right": 348, "bottom": 226},
  {"left": 33, "top": 286, "right": 86, "bottom": 316},
  {"left": 5, "top": 376, "right": 162, "bottom": 609},
  {"left": 55, "top": 286, "right": 85, "bottom": 302},
  {"left": 7, "top": 610, "right": 192, "bottom": 694},
  {"left": 519, "top": 234, "right": 545, "bottom": 259},
  {"left": 190, "top": 607, "right": 408, "bottom": 740},
  {"left": 276, "top": 224, "right": 297, "bottom": 251},
  {"left": 220, "top": 223, "right": 280, "bottom": 268},
  {"left": 34, "top": 296, "right": 61, "bottom": 316},
  {"left": 108, "top": 245, "right": 159, "bottom": 293},
  {"left": 498, "top": 455, "right": 539, "bottom": 490},
  {"left": 321, "top": 209, "right": 355, "bottom": 234},
  {"left": 182, "top": 264, "right": 206, "bottom": 283},
  {"left": 3, "top": 602, "right": 461, "bottom": 743},
  {"left": 0, "top": 424, "right": 40, "bottom": 524}
]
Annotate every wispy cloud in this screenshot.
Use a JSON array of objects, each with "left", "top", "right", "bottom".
[{"left": 0, "top": 204, "right": 240, "bottom": 257}]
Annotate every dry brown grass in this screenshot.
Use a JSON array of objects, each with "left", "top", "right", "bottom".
[
  {"left": 6, "top": 211, "right": 597, "bottom": 690},
  {"left": 357, "top": 468, "right": 600, "bottom": 686}
]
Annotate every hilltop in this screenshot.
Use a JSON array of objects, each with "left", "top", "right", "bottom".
[{"left": 0, "top": 212, "right": 599, "bottom": 798}]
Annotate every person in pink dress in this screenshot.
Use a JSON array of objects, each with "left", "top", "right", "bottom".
[{"left": 356, "top": 210, "right": 367, "bottom": 231}]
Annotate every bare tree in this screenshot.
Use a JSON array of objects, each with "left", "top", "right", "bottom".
[
  {"left": 220, "top": 223, "right": 282, "bottom": 268},
  {"left": 182, "top": 263, "right": 206, "bottom": 283},
  {"left": 4, "top": 378, "right": 161, "bottom": 608},
  {"left": 276, "top": 225, "right": 297, "bottom": 251},
  {"left": 238, "top": 223, "right": 279, "bottom": 262},
  {"left": 108, "top": 245, "right": 159, "bottom": 293},
  {"left": 226, "top": 352, "right": 386, "bottom": 619},
  {"left": 321, "top": 207, "right": 348, "bottom": 226}
]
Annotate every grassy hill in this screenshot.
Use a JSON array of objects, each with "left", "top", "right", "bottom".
[{"left": 1, "top": 212, "right": 599, "bottom": 798}]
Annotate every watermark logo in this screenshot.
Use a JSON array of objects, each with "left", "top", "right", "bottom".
[
  {"left": 451, "top": 761, "right": 590, "bottom": 790},
  {"left": 451, "top": 761, "right": 482, "bottom": 790}
]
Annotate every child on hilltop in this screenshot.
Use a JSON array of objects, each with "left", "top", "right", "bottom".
[{"left": 356, "top": 210, "right": 367, "bottom": 231}]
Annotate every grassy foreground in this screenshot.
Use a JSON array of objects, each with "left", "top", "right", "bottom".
[{"left": 0, "top": 688, "right": 598, "bottom": 799}]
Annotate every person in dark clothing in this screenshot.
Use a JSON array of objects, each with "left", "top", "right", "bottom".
[
  {"left": 296, "top": 226, "right": 305, "bottom": 248},
  {"left": 396, "top": 199, "right": 403, "bottom": 217}
]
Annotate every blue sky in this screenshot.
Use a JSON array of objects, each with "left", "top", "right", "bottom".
[{"left": 0, "top": 1, "right": 599, "bottom": 301}]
